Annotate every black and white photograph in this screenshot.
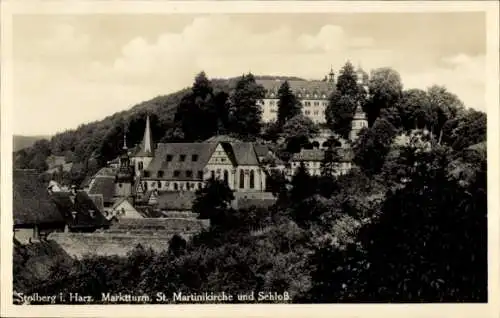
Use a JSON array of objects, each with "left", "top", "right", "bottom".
[{"left": 1, "top": 1, "right": 498, "bottom": 317}]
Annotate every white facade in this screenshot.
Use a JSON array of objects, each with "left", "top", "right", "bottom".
[{"left": 259, "top": 98, "right": 329, "bottom": 124}]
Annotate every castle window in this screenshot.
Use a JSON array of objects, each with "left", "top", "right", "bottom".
[
  {"left": 314, "top": 101, "right": 320, "bottom": 106},
  {"left": 143, "top": 171, "right": 150, "bottom": 178},
  {"left": 143, "top": 182, "right": 148, "bottom": 190},
  {"left": 211, "top": 170, "right": 215, "bottom": 179},
  {"left": 192, "top": 154, "right": 198, "bottom": 162},
  {"left": 118, "top": 183, "right": 123, "bottom": 188},
  {"left": 305, "top": 110, "right": 311, "bottom": 115},
  {"left": 173, "top": 183, "right": 178, "bottom": 190},
  {"left": 197, "top": 170, "right": 203, "bottom": 179},
  {"left": 174, "top": 170, "right": 180, "bottom": 177},
  {"left": 166, "top": 155, "right": 173, "bottom": 162},
  {"left": 157, "top": 170, "right": 164, "bottom": 178},
  {"left": 157, "top": 181, "right": 162, "bottom": 188},
  {"left": 223, "top": 170, "right": 229, "bottom": 184},
  {"left": 186, "top": 170, "right": 193, "bottom": 178},
  {"left": 179, "top": 155, "right": 186, "bottom": 162},
  {"left": 249, "top": 170, "right": 255, "bottom": 189},
  {"left": 138, "top": 161, "right": 144, "bottom": 170},
  {"left": 304, "top": 101, "right": 311, "bottom": 107},
  {"left": 314, "top": 111, "right": 319, "bottom": 115},
  {"left": 239, "top": 170, "right": 245, "bottom": 189}
]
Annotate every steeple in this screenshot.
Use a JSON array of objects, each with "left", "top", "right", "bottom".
[
  {"left": 122, "top": 127, "right": 128, "bottom": 151},
  {"left": 136, "top": 114, "right": 154, "bottom": 157},
  {"left": 328, "top": 66, "right": 335, "bottom": 83}
]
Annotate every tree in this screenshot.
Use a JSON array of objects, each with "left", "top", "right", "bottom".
[
  {"left": 325, "top": 93, "right": 357, "bottom": 139},
  {"left": 227, "top": 73, "right": 266, "bottom": 140},
  {"left": 193, "top": 178, "right": 235, "bottom": 229},
  {"left": 277, "top": 81, "right": 302, "bottom": 126},
  {"left": 353, "top": 118, "right": 397, "bottom": 175},
  {"left": 174, "top": 72, "right": 222, "bottom": 141},
  {"left": 325, "top": 62, "right": 366, "bottom": 139},
  {"left": 366, "top": 67, "right": 403, "bottom": 126},
  {"left": 396, "top": 89, "right": 432, "bottom": 131},
  {"left": 290, "top": 162, "right": 315, "bottom": 204},
  {"left": 441, "top": 109, "right": 486, "bottom": 151},
  {"left": 427, "top": 85, "right": 465, "bottom": 140},
  {"left": 281, "top": 115, "right": 319, "bottom": 153}
]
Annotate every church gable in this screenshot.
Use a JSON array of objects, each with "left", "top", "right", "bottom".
[{"left": 207, "top": 143, "right": 234, "bottom": 166}]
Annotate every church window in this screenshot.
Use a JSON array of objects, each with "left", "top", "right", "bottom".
[
  {"left": 157, "top": 170, "right": 164, "bottom": 178},
  {"left": 186, "top": 170, "right": 193, "bottom": 178},
  {"left": 179, "top": 155, "right": 186, "bottom": 162},
  {"left": 192, "top": 154, "right": 198, "bottom": 162},
  {"left": 239, "top": 170, "right": 245, "bottom": 189},
  {"left": 174, "top": 170, "right": 181, "bottom": 177},
  {"left": 224, "top": 170, "right": 229, "bottom": 184},
  {"left": 173, "top": 183, "right": 178, "bottom": 190},
  {"left": 166, "top": 155, "right": 173, "bottom": 162},
  {"left": 249, "top": 170, "right": 255, "bottom": 189},
  {"left": 197, "top": 170, "right": 204, "bottom": 179}
]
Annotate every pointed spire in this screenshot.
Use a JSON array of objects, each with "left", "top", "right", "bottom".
[
  {"left": 144, "top": 114, "right": 152, "bottom": 152},
  {"left": 137, "top": 113, "right": 154, "bottom": 157}
]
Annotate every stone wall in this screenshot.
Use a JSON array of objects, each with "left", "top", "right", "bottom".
[
  {"left": 112, "top": 217, "right": 210, "bottom": 233},
  {"left": 48, "top": 232, "right": 193, "bottom": 259}
]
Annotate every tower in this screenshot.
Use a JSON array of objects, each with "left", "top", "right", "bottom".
[
  {"left": 115, "top": 131, "right": 134, "bottom": 199},
  {"left": 131, "top": 114, "right": 155, "bottom": 177},
  {"left": 350, "top": 102, "right": 368, "bottom": 142},
  {"left": 328, "top": 66, "right": 335, "bottom": 83}
]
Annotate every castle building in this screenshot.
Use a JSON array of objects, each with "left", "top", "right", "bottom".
[
  {"left": 114, "top": 134, "right": 134, "bottom": 201},
  {"left": 256, "top": 70, "right": 335, "bottom": 124}
]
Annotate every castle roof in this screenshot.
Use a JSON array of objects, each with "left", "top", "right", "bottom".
[
  {"left": 13, "top": 170, "right": 65, "bottom": 226},
  {"left": 256, "top": 79, "right": 334, "bottom": 99}
]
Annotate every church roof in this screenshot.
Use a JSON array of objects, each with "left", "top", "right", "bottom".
[
  {"left": 13, "top": 170, "right": 65, "bottom": 226},
  {"left": 256, "top": 79, "right": 335, "bottom": 99},
  {"left": 144, "top": 142, "right": 218, "bottom": 181}
]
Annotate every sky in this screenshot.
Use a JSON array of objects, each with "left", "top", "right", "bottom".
[{"left": 12, "top": 12, "right": 486, "bottom": 136}]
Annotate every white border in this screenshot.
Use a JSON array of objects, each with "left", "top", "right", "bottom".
[{"left": 1, "top": 1, "right": 499, "bottom": 318}]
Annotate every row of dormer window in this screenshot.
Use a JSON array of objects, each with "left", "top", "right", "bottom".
[
  {"left": 165, "top": 154, "right": 199, "bottom": 162},
  {"left": 142, "top": 170, "right": 204, "bottom": 179}
]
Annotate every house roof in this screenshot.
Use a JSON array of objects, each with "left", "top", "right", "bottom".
[
  {"left": 256, "top": 79, "right": 335, "bottom": 99},
  {"left": 292, "top": 149, "right": 325, "bottom": 162},
  {"left": 204, "top": 135, "right": 242, "bottom": 143},
  {"left": 51, "top": 191, "right": 109, "bottom": 229},
  {"left": 254, "top": 144, "right": 270, "bottom": 158},
  {"left": 111, "top": 197, "right": 133, "bottom": 210},
  {"left": 13, "top": 170, "right": 65, "bottom": 226},
  {"left": 88, "top": 194, "right": 105, "bottom": 213},
  {"left": 88, "top": 176, "right": 116, "bottom": 204},
  {"left": 156, "top": 191, "right": 197, "bottom": 211}
]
